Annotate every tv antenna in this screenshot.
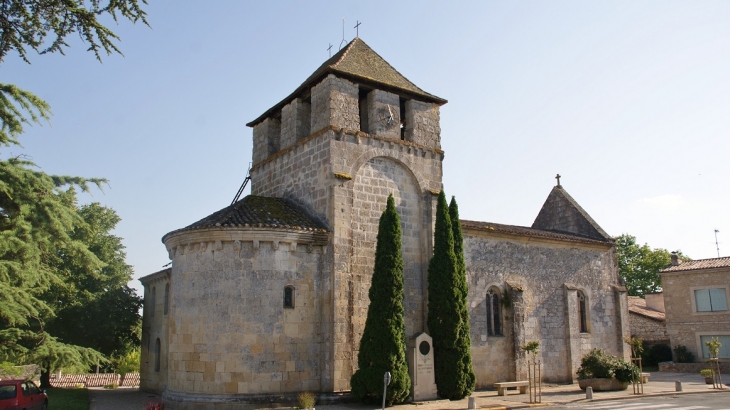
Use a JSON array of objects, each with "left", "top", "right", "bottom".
[
  {"left": 339, "top": 18, "right": 347, "bottom": 49},
  {"left": 715, "top": 229, "right": 720, "bottom": 257},
  {"left": 327, "top": 43, "right": 333, "bottom": 58}
]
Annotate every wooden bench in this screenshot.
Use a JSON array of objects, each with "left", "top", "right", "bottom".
[
  {"left": 494, "top": 381, "right": 529, "bottom": 396},
  {"left": 641, "top": 372, "right": 650, "bottom": 383}
]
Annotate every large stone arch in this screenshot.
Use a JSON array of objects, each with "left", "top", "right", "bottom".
[
  {"left": 349, "top": 156, "right": 426, "bottom": 350},
  {"left": 347, "top": 148, "right": 430, "bottom": 195}
]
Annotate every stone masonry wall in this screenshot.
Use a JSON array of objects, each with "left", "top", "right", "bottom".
[
  {"left": 281, "top": 98, "right": 311, "bottom": 150},
  {"left": 349, "top": 157, "right": 424, "bottom": 359},
  {"left": 367, "top": 89, "right": 400, "bottom": 139},
  {"left": 328, "top": 130, "right": 443, "bottom": 391},
  {"left": 310, "top": 75, "right": 360, "bottom": 132},
  {"left": 463, "top": 232, "right": 624, "bottom": 385},
  {"left": 250, "top": 130, "right": 332, "bottom": 226},
  {"left": 164, "top": 231, "right": 329, "bottom": 397},
  {"left": 660, "top": 268, "right": 730, "bottom": 362},
  {"left": 140, "top": 277, "right": 170, "bottom": 393},
  {"left": 253, "top": 118, "right": 281, "bottom": 165},
  {"left": 629, "top": 313, "right": 668, "bottom": 343},
  {"left": 405, "top": 100, "right": 441, "bottom": 149}
]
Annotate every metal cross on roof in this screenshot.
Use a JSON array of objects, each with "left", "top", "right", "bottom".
[
  {"left": 354, "top": 20, "right": 362, "bottom": 37},
  {"left": 555, "top": 174, "right": 561, "bottom": 186},
  {"left": 327, "top": 43, "right": 333, "bottom": 58}
]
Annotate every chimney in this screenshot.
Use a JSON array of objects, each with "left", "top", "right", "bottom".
[
  {"left": 645, "top": 292, "right": 665, "bottom": 313},
  {"left": 670, "top": 252, "right": 680, "bottom": 266}
]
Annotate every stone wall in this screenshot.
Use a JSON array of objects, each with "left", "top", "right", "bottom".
[
  {"left": 253, "top": 118, "right": 282, "bottom": 165},
  {"left": 629, "top": 313, "right": 668, "bottom": 343},
  {"left": 349, "top": 157, "right": 424, "bottom": 360},
  {"left": 661, "top": 268, "right": 730, "bottom": 361},
  {"left": 366, "top": 89, "right": 400, "bottom": 139},
  {"left": 463, "top": 231, "right": 626, "bottom": 386},
  {"left": 140, "top": 270, "right": 170, "bottom": 393},
  {"left": 311, "top": 75, "right": 360, "bottom": 132},
  {"left": 161, "top": 229, "right": 330, "bottom": 397},
  {"left": 250, "top": 129, "right": 332, "bottom": 226},
  {"left": 281, "top": 98, "right": 311, "bottom": 150},
  {"left": 404, "top": 100, "right": 441, "bottom": 149},
  {"left": 328, "top": 130, "right": 443, "bottom": 391}
]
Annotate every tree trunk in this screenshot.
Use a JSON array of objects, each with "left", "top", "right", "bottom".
[{"left": 39, "top": 369, "right": 51, "bottom": 389}]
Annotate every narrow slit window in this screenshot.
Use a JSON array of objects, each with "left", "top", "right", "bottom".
[
  {"left": 486, "top": 288, "right": 502, "bottom": 336},
  {"left": 150, "top": 287, "right": 156, "bottom": 317},
  {"left": 154, "top": 338, "right": 161, "bottom": 372},
  {"left": 578, "top": 291, "right": 588, "bottom": 333},
  {"left": 284, "top": 286, "right": 295, "bottom": 308},
  {"left": 164, "top": 283, "right": 170, "bottom": 315}
]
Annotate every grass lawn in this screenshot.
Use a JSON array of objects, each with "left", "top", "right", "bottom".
[{"left": 46, "top": 387, "right": 88, "bottom": 410}]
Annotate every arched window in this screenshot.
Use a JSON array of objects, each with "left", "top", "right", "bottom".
[
  {"left": 284, "top": 286, "right": 295, "bottom": 308},
  {"left": 150, "top": 287, "right": 156, "bottom": 317},
  {"left": 154, "top": 338, "right": 161, "bottom": 372},
  {"left": 577, "top": 290, "right": 588, "bottom": 333},
  {"left": 486, "top": 288, "right": 502, "bottom": 336},
  {"left": 164, "top": 283, "right": 170, "bottom": 315}
]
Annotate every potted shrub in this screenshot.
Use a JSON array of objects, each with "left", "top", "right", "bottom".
[
  {"left": 576, "top": 348, "right": 639, "bottom": 391},
  {"left": 700, "top": 369, "right": 714, "bottom": 384}
]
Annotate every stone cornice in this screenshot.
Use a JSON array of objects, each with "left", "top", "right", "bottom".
[
  {"left": 251, "top": 125, "right": 444, "bottom": 172},
  {"left": 162, "top": 226, "right": 329, "bottom": 259}
]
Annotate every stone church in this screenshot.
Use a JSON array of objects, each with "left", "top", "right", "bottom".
[{"left": 139, "top": 38, "right": 630, "bottom": 408}]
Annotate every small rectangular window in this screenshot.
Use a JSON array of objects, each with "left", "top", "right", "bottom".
[
  {"left": 710, "top": 288, "right": 728, "bottom": 311},
  {"left": 695, "top": 288, "right": 728, "bottom": 312},
  {"left": 700, "top": 335, "right": 730, "bottom": 358}
]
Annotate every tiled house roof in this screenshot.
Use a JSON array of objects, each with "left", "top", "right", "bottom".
[
  {"left": 460, "top": 220, "right": 612, "bottom": 245},
  {"left": 247, "top": 38, "right": 446, "bottom": 127},
  {"left": 660, "top": 256, "right": 730, "bottom": 273},
  {"left": 628, "top": 296, "right": 666, "bottom": 322},
  {"left": 162, "top": 196, "right": 328, "bottom": 241}
]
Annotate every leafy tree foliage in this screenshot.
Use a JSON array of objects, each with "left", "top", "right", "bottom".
[
  {"left": 0, "top": 0, "right": 148, "bottom": 387},
  {"left": 616, "top": 234, "right": 688, "bottom": 297},
  {"left": 427, "top": 192, "right": 473, "bottom": 400},
  {"left": 351, "top": 195, "right": 411, "bottom": 405}
]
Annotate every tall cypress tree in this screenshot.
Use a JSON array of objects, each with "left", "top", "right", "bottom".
[
  {"left": 449, "top": 196, "right": 476, "bottom": 397},
  {"left": 427, "top": 191, "right": 473, "bottom": 400},
  {"left": 351, "top": 194, "right": 411, "bottom": 405}
]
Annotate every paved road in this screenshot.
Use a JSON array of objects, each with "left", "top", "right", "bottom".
[{"left": 554, "top": 392, "right": 730, "bottom": 410}]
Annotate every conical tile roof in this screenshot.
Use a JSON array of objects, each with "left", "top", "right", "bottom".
[
  {"left": 162, "top": 195, "right": 328, "bottom": 242},
  {"left": 247, "top": 38, "right": 446, "bottom": 127}
]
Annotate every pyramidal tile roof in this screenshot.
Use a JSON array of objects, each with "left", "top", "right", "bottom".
[
  {"left": 162, "top": 195, "right": 328, "bottom": 241},
  {"left": 247, "top": 38, "right": 446, "bottom": 127},
  {"left": 660, "top": 256, "right": 730, "bottom": 273},
  {"left": 531, "top": 185, "right": 612, "bottom": 242}
]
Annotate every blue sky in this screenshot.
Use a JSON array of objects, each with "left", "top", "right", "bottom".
[{"left": 5, "top": 1, "right": 730, "bottom": 295}]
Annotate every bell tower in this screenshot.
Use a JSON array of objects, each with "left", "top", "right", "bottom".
[{"left": 246, "top": 38, "right": 447, "bottom": 391}]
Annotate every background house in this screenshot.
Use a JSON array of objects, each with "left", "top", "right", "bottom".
[{"left": 660, "top": 255, "right": 730, "bottom": 362}]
